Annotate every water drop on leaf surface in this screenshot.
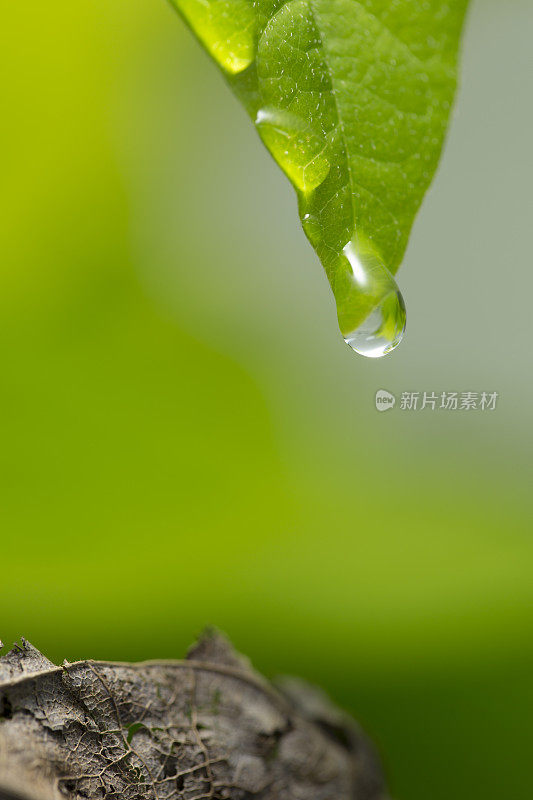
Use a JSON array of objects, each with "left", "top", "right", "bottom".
[
  {"left": 177, "top": 0, "right": 256, "bottom": 75},
  {"left": 255, "top": 108, "right": 330, "bottom": 194}
]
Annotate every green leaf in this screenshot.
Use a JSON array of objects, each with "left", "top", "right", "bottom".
[{"left": 168, "top": 0, "right": 468, "bottom": 356}]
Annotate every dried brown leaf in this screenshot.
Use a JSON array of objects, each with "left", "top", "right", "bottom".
[{"left": 0, "top": 633, "right": 387, "bottom": 800}]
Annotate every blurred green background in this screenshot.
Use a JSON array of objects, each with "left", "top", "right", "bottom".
[{"left": 1, "top": 1, "right": 532, "bottom": 797}]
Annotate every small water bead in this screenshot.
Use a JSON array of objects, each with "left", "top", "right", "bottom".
[
  {"left": 334, "top": 238, "right": 406, "bottom": 358},
  {"left": 177, "top": 0, "right": 256, "bottom": 75},
  {"left": 255, "top": 108, "right": 330, "bottom": 194},
  {"left": 301, "top": 213, "right": 322, "bottom": 245}
]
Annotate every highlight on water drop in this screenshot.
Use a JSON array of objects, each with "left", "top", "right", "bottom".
[
  {"left": 332, "top": 236, "right": 406, "bottom": 359},
  {"left": 175, "top": 0, "right": 256, "bottom": 75}
]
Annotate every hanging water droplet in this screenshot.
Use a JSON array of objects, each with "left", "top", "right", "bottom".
[
  {"left": 255, "top": 108, "right": 330, "bottom": 194},
  {"left": 343, "top": 289, "right": 406, "bottom": 358},
  {"left": 332, "top": 237, "right": 406, "bottom": 358},
  {"left": 177, "top": 0, "right": 256, "bottom": 75}
]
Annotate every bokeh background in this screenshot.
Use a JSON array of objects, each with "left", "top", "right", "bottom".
[{"left": 1, "top": 1, "right": 532, "bottom": 798}]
